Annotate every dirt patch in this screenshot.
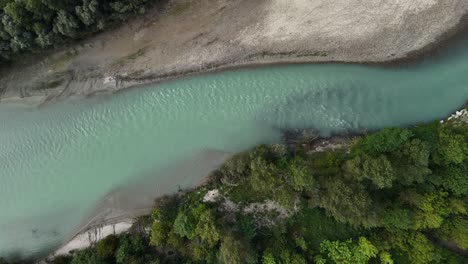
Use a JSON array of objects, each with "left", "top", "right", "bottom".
[{"left": 111, "top": 47, "right": 149, "bottom": 68}]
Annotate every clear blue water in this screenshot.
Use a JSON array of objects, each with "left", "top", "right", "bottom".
[{"left": 0, "top": 39, "right": 467, "bottom": 258}]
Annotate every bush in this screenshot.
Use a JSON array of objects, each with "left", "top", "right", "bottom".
[
  {"left": 70, "top": 249, "right": 100, "bottom": 264},
  {"left": 52, "top": 255, "right": 72, "bottom": 264},
  {"left": 95, "top": 234, "right": 119, "bottom": 260},
  {"left": 352, "top": 127, "right": 412, "bottom": 155},
  {"left": 115, "top": 234, "right": 145, "bottom": 264}
]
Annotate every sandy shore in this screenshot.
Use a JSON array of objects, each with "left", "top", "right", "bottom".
[
  {"left": 51, "top": 221, "right": 135, "bottom": 257},
  {"left": 1, "top": 0, "right": 467, "bottom": 104}
]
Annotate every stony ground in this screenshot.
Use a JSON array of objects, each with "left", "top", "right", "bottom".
[{"left": 0, "top": 0, "right": 467, "bottom": 103}]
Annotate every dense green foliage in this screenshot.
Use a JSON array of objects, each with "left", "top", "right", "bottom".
[
  {"left": 6, "top": 121, "right": 466, "bottom": 264},
  {"left": 0, "top": 0, "right": 154, "bottom": 61}
]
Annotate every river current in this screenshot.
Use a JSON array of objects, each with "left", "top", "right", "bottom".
[{"left": 1, "top": 39, "right": 468, "bottom": 258}]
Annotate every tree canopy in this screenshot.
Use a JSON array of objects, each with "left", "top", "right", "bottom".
[{"left": 0, "top": 0, "right": 153, "bottom": 61}]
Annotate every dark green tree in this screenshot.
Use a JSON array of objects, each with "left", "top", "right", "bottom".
[
  {"left": 53, "top": 10, "right": 79, "bottom": 38},
  {"left": 319, "top": 237, "right": 379, "bottom": 264},
  {"left": 433, "top": 128, "right": 467, "bottom": 165},
  {"left": 218, "top": 235, "right": 257, "bottom": 264},
  {"left": 75, "top": 0, "right": 101, "bottom": 27},
  {"left": 95, "top": 234, "right": 119, "bottom": 260},
  {"left": 344, "top": 155, "right": 394, "bottom": 189},
  {"left": 317, "top": 179, "right": 374, "bottom": 227},
  {"left": 70, "top": 249, "right": 100, "bottom": 264},
  {"left": 436, "top": 216, "right": 468, "bottom": 249},
  {"left": 287, "top": 157, "right": 314, "bottom": 192},
  {"left": 382, "top": 206, "right": 413, "bottom": 231},
  {"left": 352, "top": 127, "right": 412, "bottom": 156},
  {"left": 115, "top": 234, "right": 145, "bottom": 264}
]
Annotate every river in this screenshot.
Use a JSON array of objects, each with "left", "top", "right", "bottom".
[{"left": 1, "top": 38, "right": 468, "bottom": 258}]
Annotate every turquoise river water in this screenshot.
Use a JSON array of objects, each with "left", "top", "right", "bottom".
[{"left": 1, "top": 39, "right": 468, "bottom": 258}]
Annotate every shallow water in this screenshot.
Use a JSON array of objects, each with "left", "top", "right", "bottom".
[{"left": 1, "top": 39, "right": 468, "bottom": 258}]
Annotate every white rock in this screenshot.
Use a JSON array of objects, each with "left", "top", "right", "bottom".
[
  {"left": 103, "top": 76, "right": 115, "bottom": 85},
  {"left": 203, "top": 189, "right": 220, "bottom": 202}
]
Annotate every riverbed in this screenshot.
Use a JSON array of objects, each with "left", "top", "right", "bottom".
[{"left": 1, "top": 37, "right": 468, "bottom": 259}]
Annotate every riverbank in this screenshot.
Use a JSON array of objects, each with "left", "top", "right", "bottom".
[
  {"left": 1, "top": 0, "right": 467, "bottom": 104},
  {"left": 38, "top": 131, "right": 352, "bottom": 262},
  {"left": 36, "top": 150, "right": 231, "bottom": 262},
  {"left": 37, "top": 112, "right": 468, "bottom": 264},
  {"left": 40, "top": 106, "right": 467, "bottom": 263}
]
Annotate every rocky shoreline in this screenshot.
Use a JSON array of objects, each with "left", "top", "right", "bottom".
[{"left": 1, "top": 0, "right": 467, "bottom": 105}]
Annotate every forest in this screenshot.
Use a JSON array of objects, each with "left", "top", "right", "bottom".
[
  {"left": 2, "top": 119, "right": 467, "bottom": 264},
  {"left": 0, "top": 0, "right": 154, "bottom": 61}
]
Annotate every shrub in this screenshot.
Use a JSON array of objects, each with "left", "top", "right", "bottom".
[
  {"left": 352, "top": 127, "right": 412, "bottom": 155},
  {"left": 95, "top": 234, "right": 118, "bottom": 260}
]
